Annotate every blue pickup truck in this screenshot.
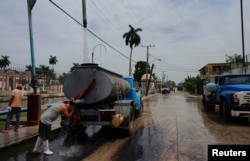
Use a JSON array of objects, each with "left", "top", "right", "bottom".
[{"left": 215, "top": 74, "right": 250, "bottom": 122}]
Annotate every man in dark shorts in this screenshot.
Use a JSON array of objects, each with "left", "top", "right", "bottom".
[{"left": 33, "top": 98, "right": 74, "bottom": 155}]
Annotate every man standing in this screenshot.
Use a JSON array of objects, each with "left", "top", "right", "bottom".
[
  {"left": 1, "top": 84, "right": 27, "bottom": 133},
  {"left": 32, "top": 98, "right": 74, "bottom": 155}
]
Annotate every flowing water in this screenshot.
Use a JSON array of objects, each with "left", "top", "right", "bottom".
[{"left": 83, "top": 28, "right": 90, "bottom": 63}]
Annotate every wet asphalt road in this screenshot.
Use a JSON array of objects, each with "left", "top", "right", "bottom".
[{"left": 1, "top": 91, "right": 250, "bottom": 161}]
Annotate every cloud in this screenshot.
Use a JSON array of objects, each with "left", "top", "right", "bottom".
[{"left": 0, "top": 0, "right": 249, "bottom": 83}]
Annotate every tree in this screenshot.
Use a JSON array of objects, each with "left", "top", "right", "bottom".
[
  {"left": 123, "top": 24, "right": 142, "bottom": 76},
  {"left": 26, "top": 65, "right": 40, "bottom": 77},
  {"left": 70, "top": 63, "right": 80, "bottom": 72},
  {"left": 183, "top": 75, "right": 202, "bottom": 94},
  {"left": 38, "top": 65, "right": 53, "bottom": 87},
  {"left": 0, "top": 55, "right": 11, "bottom": 69},
  {"left": 17, "top": 79, "right": 28, "bottom": 89},
  {"left": 133, "top": 61, "right": 150, "bottom": 82},
  {"left": 225, "top": 53, "right": 242, "bottom": 68},
  {"left": 49, "top": 55, "right": 58, "bottom": 71},
  {"left": 58, "top": 73, "right": 68, "bottom": 84}
]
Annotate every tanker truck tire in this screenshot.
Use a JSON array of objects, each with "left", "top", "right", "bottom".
[
  {"left": 210, "top": 105, "right": 215, "bottom": 112},
  {"left": 135, "top": 101, "right": 143, "bottom": 117},
  {"left": 127, "top": 105, "right": 135, "bottom": 136}
]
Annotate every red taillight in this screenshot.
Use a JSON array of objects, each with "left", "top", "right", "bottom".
[{"left": 99, "top": 109, "right": 116, "bottom": 115}]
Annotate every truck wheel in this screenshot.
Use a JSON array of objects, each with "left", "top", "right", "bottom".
[
  {"left": 222, "top": 100, "right": 231, "bottom": 122},
  {"left": 202, "top": 95, "right": 206, "bottom": 106},
  {"left": 204, "top": 101, "right": 209, "bottom": 112},
  {"left": 219, "top": 101, "right": 223, "bottom": 115},
  {"left": 127, "top": 105, "right": 135, "bottom": 136},
  {"left": 135, "top": 101, "right": 143, "bottom": 117},
  {"left": 210, "top": 105, "right": 215, "bottom": 112}
]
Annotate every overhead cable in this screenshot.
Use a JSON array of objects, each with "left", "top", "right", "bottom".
[{"left": 49, "top": 0, "right": 135, "bottom": 62}]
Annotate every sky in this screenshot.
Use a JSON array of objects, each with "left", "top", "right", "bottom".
[{"left": 0, "top": 0, "right": 250, "bottom": 84}]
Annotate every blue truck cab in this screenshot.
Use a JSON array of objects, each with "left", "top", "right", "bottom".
[
  {"left": 122, "top": 76, "right": 143, "bottom": 115},
  {"left": 215, "top": 74, "right": 250, "bottom": 122}
]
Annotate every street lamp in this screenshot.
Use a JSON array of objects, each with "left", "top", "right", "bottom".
[
  {"left": 150, "top": 58, "right": 161, "bottom": 63},
  {"left": 92, "top": 44, "right": 106, "bottom": 64}
]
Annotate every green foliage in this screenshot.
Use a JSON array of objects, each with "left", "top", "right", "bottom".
[
  {"left": 123, "top": 24, "right": 142, "bottom": 76},
  {"left": 0, "top": 55, "right": 11, "bottom": 69},
  {"left": 133, "top": 61, "right": 149, "bottom": 81},
  {"left": 70, "top": 63, "right": 80, "bottom": 72},
  {"left": 133, "top": 61, "right": 157, "bottom": 82},
  {"left": 49, "top": 55, "right": 58, "bottom": 70},
  {"left": 184, "top": 75, "right": 201, "bottom": 94},
  {"left": 123, "top": 24, "right": 142, "bottom": 49},
  {"left": 225, "top": 53, "right": 242, "bottom": 68},
  {"left": 17, "top": 79, "right": 28, "bottom": 86},
  {"left": 58, "top": 73, "right": 68, "bottom": 84}
]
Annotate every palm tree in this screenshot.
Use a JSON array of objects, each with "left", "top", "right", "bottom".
[
  {"left": 0, "top": 55, "right": 11, "bottom": 69},
  {"left": 49, "top": 55, "right": 58, "bottom": 71},
  {"left": 70, "top": 63, "right": 80, "bottom": 72},
  {"left": 39, "top": 65, "right": 50, "bottom": 86},
  {"left": 123, "top": 24, "right": 142, "bottom": 76}
]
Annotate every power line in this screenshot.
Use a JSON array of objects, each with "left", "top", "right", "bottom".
[
  {"left": 149, "top": 54, "right": 197, "bottom": 71},
  {"left": 49, "top": 0, "right": 135, "bottom": 63},
  {"left": 49, "top": 0, "right": 198, "bottom": 73}
]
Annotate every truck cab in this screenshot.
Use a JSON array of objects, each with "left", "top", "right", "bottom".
[{"left": 122, "top": 76, "right": 143, "bottom": 116}]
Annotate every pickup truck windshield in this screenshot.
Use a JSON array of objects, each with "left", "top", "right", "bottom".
[{"left": 223, "top": 75, "right": 250, "bottom": 85}]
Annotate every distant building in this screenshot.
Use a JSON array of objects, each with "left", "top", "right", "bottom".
[
  {"left": 199, "top": 63, "right": 230, "bottom": 80},
  {"left": 140, "top": 74, "right": 155, "bottom": 90},
  {"left": 0, "top": 69, "right": 31, "bottom": 90}
]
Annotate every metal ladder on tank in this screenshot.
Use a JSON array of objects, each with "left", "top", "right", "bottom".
[{"left": 116, "top": 82, "right": 124, "bottom": 114}]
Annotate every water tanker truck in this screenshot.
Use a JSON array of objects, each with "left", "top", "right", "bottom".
[
  {"left": 203, "top": 74, "right": 250, "bottom": 122},
  {"left": 62, "top": 63, "right": 143, "bottom": 135},
  {"left": 202, "top": 78, "right": 217, "bottom": 112}
]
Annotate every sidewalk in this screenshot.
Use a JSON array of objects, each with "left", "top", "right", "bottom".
[
  {"left": 0, "top": 104, "right": 61, "bottom": 150},
  {"left": 0, "top": 93, "right": 159, "bottom": 150},
  {"left": 0, "top": 117, "right": 61, "bottom": 150}
]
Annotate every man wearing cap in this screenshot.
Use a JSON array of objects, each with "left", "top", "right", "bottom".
[
  {"left": 32, "top": 97, "right": 74, "bottom": 155},
  {"left": 1, "top": 84, "right": 27, "bottom": 133}
]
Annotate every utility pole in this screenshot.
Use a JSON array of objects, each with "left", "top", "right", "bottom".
[
  {"left": 141, "top": 45, "right": 155, "bottom": 96},
  {"left": 240, "top": 0, "right": 246, "bottom": 72}
]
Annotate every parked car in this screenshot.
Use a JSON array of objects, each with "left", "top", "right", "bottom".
[{"left": 161, "top": 87, "right": 170, "bottom": 94}]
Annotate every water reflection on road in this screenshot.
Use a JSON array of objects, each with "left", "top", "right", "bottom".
[{"left": 113, "top": 92, "right": 250, "bottom": 161}]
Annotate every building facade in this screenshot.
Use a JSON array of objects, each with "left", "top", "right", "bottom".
[
  {"left": 0, "top": 69, "right": 31, "bottom": 90},
  {"left": 199, "top": 63, "right": 230, "bottom": 80}
]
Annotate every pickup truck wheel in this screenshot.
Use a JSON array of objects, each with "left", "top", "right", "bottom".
[{"left": 222, "top": 100, "right": 231, "bottom": 122}]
